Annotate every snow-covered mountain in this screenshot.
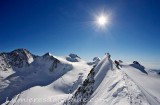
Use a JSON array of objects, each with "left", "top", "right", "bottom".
[
  {"left": 0, "top": 49, "right": 92, "bottom": 105},
  {"left": 0, "top": 49, "right": 33, "bottom": 73},
  {"left": 65, "top": 56, "right": 160, "bottom": 105},
  {"left": 0, "top": 49, "right": 160, "bottom": 105}
]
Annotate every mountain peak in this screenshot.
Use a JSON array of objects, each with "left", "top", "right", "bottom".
[
  {"left": 69, "top": 53, "right": 81, "bottom": 59},
  {"left": 65, "top": 53, "right": 81, "bottom": 62},
  {"left": 130, "top": 61, "right": 148, "bottom": 74},
  {"left": 12, "top": 48, "right": 28, "bottom": 52},
  {"left": 1, "top": 48, "right": 34, "bottom": 68},
  {"left": 43, "top": 52, "right": 52, "bottom": 57}
]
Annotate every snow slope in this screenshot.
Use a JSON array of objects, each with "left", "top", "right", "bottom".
[
  {"left": 1, "top": 51, "right": 92, "bottom": 105},
  {"left": 0, "top": 51, "right": 71, "bottom": 104},
  {"left": 122, "top": 65, "right": 160, "bottom": 105},
  {"left": 1, "top": 49, "right": 160, "bottom": 105},
  {"left": 4, "top": 60, "right": 92, "bottom": 105},
  {"left": 0, "top": 49, "right": 92, "bottom": 105},
  {"left": 66, "top": 56, "right": 160, "bottom": 105}
]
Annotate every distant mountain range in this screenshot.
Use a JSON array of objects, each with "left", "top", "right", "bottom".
[{"left": 0, "top": 49, "right": 160, "bottom": 105}]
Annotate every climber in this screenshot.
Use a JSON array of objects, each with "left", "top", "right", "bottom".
[
  {"left": 114, "top": 60, "right": 120, "bottom": 69},
  {"left": 105, "top": 53, "right": 111, "bottom": 59},
  {"left": 105, "top": 53, "right": 113, "bottom": 70}
]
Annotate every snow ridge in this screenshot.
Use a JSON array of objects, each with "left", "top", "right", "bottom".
[
  {"left": 65, "top": 55, "right": 155, "bottom": 105},
  {"left": 65, "top": 55, "right": 113, "bottom": 105},
  {"left": 0, "top": 49, "right": 160, "bottom": 105}
]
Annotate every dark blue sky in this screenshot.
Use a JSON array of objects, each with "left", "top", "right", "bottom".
[{"left": 0, "top": 0, "right": 160, "bottom": 68}]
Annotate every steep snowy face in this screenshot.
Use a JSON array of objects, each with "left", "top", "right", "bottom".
[
  {"left": 65, "top": 67, "right": 95, "bottom": 105},
  {"left": 0, "top": 48, "right": 34, "bottom": 69},
  {"left": 0, "top": 48, "right": 35, "bottom": 79},
  {"left": 1, "top": 59, "right": 92, "bottom": 105},
  {"left": 0, "top": 49, "right": 73, "bottom": 104},
  {"left": 33, "top": 52, "right": 62, "bottom": 72},
  {"left": 65, "top": 55, "right": 113, "bottom": 105},
  {"left": 66, "top": 56, "right": 153, "bottom": 105}
]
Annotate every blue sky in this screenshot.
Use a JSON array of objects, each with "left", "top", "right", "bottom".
[{"left": 0, "top": 0, "right": 160, "bottom": 68}]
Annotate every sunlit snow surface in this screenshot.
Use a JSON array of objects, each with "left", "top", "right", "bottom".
[{"left": 1, "top": 51, "right": 160, "bottom": 105}]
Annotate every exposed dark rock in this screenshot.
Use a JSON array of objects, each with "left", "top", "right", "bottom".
[
  {"left": 130, "top": 61, "right": 147, "bottom": 74},
  {"left": 65, "top": 67, "right": 95, "bottom": 105},
  {"left": 0, "top": 48, "right": 34, "bottom": 69}
]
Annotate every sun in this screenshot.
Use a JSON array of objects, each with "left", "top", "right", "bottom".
[
  {"left": 95, "top": 13, "right": 110, "bottom": 29},
  {"left": 92, "top": 11, "right": 111, "bottom": 31},
  {"left": 97, "top": 15, "right": 108, "bottom": 26}
]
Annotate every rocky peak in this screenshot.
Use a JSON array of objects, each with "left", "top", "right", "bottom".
[
  {"left": 66, "top": 53, "right": 81, "bottom": 62},
  {"left": 65, "top": 67, "right": 95, "bottom": 105},
  {"left": 131, "top": 61, "right": 147, "bottom": 74},
  {"left": 87, "top": 57, "right": 101, "bottom": 66},
  {"left": 69, "top": 53, "right": 81, "bottom": 59},
  {"left": 42, "top": 52, "right": 58, "bottom": 61},
  {"left": 1, "top": 48, "right": 34, "bottom": 68},
  {"left": 43, "top": 52, "right": 52, "bottom": 57}
]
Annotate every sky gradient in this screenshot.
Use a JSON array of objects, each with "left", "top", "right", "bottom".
[{"left": 0, "top": 0, "right": 160, "bottom": 69}]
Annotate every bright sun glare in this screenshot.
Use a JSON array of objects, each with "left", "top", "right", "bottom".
[
  {"left": 93, "top": 12, "right": 111, "bottom": 30},
  {"left": 95, "top": 14, "right": 110, "bottom": 29},
  {"left": 97, "top": 15, "right": 107, "bottom": 25}
]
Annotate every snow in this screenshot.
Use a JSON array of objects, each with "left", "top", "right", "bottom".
[
  {"left": 66, "top": 56, "right": 160, "bottom": 105},
  {"left": 147, "top": 69, "right": 160, "bottom": 76},
  {"left": 93, "top": 56, "right": 113, "bottom": 90},
  {"left": 122, "top": 65, "right": 160, "bottom": 105},
  {"left": 87, "top": 69, "right": 150, "bottom": 105},
  {"left": 85, "top": 56, "right": 150, "bottom": 105},
  {"left": 1, "top": 49, "right": 160, "bottom": 105},
  {"left": 1, "top": 55, "right": 92, "bottom": 105},
  {"left": 0, "top": 52, "right": 71, "bottom": 104}
]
